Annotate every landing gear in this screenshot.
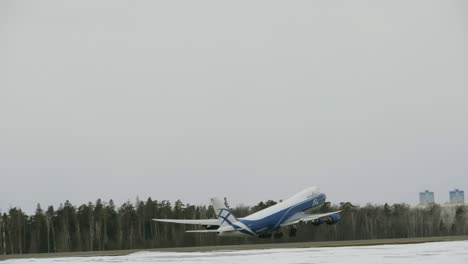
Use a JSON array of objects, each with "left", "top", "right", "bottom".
[
  {"left": 258, "top": 229, "right": 289, "bottom": 239},
  {"left": 259, "top": 233, "right": 272, "bottom": 239},
  {"left": 289, "top": 226, "right": 297, "bottom": 237},
  {"left": 273, "top": 232, "right": 283, "bottom": 239}
]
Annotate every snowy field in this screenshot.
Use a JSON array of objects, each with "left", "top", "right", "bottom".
[{"left": 3, "top": 241, "right": 468, "bottom": 264}]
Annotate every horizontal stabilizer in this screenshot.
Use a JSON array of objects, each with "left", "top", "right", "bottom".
[
  {"left": 153, "top": 219, "right": 219, "bottom": 226},
  {"left": 185, "top": 230, "right": 219, "bottom": 233}
]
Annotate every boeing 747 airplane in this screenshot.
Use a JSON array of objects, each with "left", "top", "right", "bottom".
[{"left": 153, "top": 187, "right": 341, "bottom": 238}]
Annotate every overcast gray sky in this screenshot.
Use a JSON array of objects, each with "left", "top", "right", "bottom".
[{"left": 1, "top": 0, "right": 467, "bottom": 213}]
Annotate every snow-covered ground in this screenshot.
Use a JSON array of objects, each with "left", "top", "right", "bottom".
[{"left": 3, "top": 241, "right": 468, "bottom": 264}]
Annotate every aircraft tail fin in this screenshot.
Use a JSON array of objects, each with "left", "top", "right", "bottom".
[{"left": 210, "top": 197, "right": 238, "bottom": 227}]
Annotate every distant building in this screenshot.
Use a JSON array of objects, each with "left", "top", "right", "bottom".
[
  {"left": 419, "top": 190, "right": 435, "bottom": 205},
  {"left": 449, "top": 189, "right": 465, "bottom": 204}
]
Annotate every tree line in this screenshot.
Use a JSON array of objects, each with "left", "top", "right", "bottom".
[{"left": 0, "top": 198, "right": 467, "bottom": 255}]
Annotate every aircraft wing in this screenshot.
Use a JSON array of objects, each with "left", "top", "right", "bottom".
[
  {"left": 153, "top": 219, "right": 219, "bottom": 226},
  {"left": 280, "top": 211, "right": 342, "bottom": 227}
]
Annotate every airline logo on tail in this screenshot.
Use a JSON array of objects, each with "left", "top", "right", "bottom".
[{"left": 210, "top": 197, "right": 256, "bottom": 236}]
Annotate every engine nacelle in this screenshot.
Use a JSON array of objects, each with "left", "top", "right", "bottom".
[
  {"left": 325, "top": 213, "right": 341, "bottom": 225},
  {"left": 312, "top": 218, "right": 324, "bottom": 226}
]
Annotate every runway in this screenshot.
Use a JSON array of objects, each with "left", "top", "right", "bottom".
[{"left": 2, "top": 240, "right": 468, "bottom": 264}]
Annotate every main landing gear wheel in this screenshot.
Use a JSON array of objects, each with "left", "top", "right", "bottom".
[
  {"left": 289, "top": 227, "right": 297, "bottom": 237},
  {"left": 259, "top": 233, "right": 272, "bottom": 239},
  {"left": 273, "top": 232, "right": 283, "bottom": 239}
]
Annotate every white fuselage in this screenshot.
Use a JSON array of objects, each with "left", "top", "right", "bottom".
[{"left": 218, "top": 187, "right": 326, "bottom": 237}]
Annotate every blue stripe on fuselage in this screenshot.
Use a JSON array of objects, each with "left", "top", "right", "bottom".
[{"left": 239, "top": 193, "right": 326, "bottom": 234}]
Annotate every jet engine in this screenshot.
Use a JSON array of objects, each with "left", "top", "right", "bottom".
[
  {"left": 324, "top": 213, "right": 341, "bottom": 225},
  {"left": 311, "top": 218, "right": 324, "bottom": 226}
]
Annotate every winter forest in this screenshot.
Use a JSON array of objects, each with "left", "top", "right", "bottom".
[{"left": 0, "top": 198, "right": 467, "bottom": 255}]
